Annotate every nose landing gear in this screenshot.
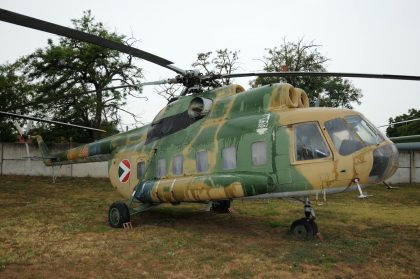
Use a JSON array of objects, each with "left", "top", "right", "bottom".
[
  {"left": 290, "top": 197, "right": 319, "bottom": 240},
  {"left": 108, "top": 202, "right": 130, "bottom": 228}
]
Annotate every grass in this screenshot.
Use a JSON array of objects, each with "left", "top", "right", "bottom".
[{"left": 0, "top": 175, "right": 419, "bottom": 278}]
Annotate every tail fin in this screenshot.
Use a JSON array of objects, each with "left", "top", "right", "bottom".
[{"left": 33, "top": 135, "right": 53, "bottom": 166}]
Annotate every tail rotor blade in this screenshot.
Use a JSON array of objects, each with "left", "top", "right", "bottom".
[
  {"left": 13, "top": 121, "right": 24, "bottom": 136},
  {"left": 25, "top": 120, "right": 33, "bottom": 137}
]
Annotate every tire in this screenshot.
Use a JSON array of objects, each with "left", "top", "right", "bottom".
[
  {"left": 290, "top": 218, "right": 316, "bottom": 240},
  {"left": 108, "top": 202, "right": 130, "bottom": 228}
]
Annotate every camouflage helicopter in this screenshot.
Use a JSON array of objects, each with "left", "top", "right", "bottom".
[{"left": 2, "top": 8, "right": 420, "bottom": 239}]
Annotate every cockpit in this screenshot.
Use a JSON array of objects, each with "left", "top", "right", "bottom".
[
  {"left": 324, "top": 115, "right": 385, "bottom": 155},
  {"left": 293, "top": 113, "right": 398, "bottom": 183}
]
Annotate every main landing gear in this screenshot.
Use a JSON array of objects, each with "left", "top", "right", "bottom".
[
  {"left": 209, "top": 200, "right": 231, "bottom": 213},
  {"left": 290, "top": 197, "right": 319, "bottom": 240}
]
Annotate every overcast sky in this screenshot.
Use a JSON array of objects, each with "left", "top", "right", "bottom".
[{"left": 1, "top": 0, "right": 420, "bottom": 131}]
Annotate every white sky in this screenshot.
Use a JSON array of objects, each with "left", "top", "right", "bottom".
[{"left": 1, "top": 0, "right": 420, "bottom": 132}]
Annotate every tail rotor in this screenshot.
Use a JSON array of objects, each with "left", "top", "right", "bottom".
[{"left": 13, "top": 120, "right": 33, "bottom": 173}]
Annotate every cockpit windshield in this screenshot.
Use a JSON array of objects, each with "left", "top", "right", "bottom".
[
  {"left": 345, "top": 115, "right": 385, "bottom": 145},
  {"left": 325, "top": 118, "right": 364, "bottom": 156},
  {"left": 324, "top": 115, "right": 386, "bottom": 156},
  {"left": 292, "top": 114, "right": 388, "bottom": 159}
]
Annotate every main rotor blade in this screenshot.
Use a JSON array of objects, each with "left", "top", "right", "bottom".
[
  {"left": 139, "top": 79, "right": 179, "bottom": 86},
  {"left": 83, "top": 80, "right": 176, "bottom": 93},
  {"left": 84, "top": 84, "right": 139, "bottom": 94},
  {"left": 0, "top": 111, "right": 106, "bottom": 132},
  {"left": 377, "top": 117, "right": 420, "bottom": 128},
  {"left": 223, "top": 71, "right": 420, "bottom": 81},
  {"left": 0, "top": 8, "right": 186, "bottom": 75}
]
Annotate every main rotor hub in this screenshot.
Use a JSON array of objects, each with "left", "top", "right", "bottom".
[{"left": 175, "top": 70, "right": 220, "bottom": 94}]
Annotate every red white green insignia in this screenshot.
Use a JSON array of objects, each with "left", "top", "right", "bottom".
[{"left": 118, "top": 159, "right": 131, "bottom": 183}]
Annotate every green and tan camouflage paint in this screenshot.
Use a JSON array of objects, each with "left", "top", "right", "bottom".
[{"left": 35, "top": 83, "right": 397, "bottom": 202}]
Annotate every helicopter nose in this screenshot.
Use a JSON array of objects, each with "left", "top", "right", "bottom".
[{"left": 368, "top": 143, "right": 399, "bottom": 183}]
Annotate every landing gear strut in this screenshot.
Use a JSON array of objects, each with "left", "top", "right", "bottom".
[{"left": 290, "top": 197, "right": 318, "bottom": 240}]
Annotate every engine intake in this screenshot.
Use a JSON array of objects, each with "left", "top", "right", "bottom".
[{"left": 188, "top": 97, "right": 213, "bottom": 118}]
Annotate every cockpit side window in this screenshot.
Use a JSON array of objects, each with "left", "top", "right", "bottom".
[
  {"left": 294, "top": 122, "right": 331, "bottom": 161},
  {"left": 325, "top": 118, "right": 364, "bottom": 156},
  {"left": 345, "top": 115, "right": 384, "bottom": 145}
]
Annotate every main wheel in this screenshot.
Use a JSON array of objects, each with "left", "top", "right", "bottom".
[
  {"left": 108, "top": 202, "right": 130, "bottom": 228},
  {"left": 210, "top": 200, "right": 231, "bottom": 213},
  {"left": 290, "top": 218, "right": 317, "bottom": 240}
]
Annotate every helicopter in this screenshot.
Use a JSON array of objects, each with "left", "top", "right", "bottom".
[{"left": 1, "top": 8, "right": 420, "bottom": 239}]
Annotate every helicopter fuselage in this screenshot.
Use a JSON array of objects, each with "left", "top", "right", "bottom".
[{"left": 37, "top": 83, "right": 399, "bottom": 203}]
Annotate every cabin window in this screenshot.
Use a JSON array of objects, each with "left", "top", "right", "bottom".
[
  {"left": 222, "top": 147, "right": 237, "bottom": 170},
  {"left": 137, "top": 161, "right": 145, "bottom": 179},
  {"left": 157, "top": 158, "right": 166, "bottom": 178},
  {"left": 325, "top": 118, "right": 364, "bottom": 156},
  {"left": 345, "top": 115, "right": 384, "bottom": 145},
  {"left": 172, "top": 155, "right": 183, "bottom": 175},
  {"left": 251, "top": 141, "right": 267, "bottom": 166},
  {"left": 196, "top": 150, "right": 208, "bottom": 172},
  {"left": 294, "top": 123, "right": 331, "bottom": 161}
]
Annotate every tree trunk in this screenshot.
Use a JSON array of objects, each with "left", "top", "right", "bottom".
[{"left": 93, "top": 87, "right": 103, "bottom": 140}]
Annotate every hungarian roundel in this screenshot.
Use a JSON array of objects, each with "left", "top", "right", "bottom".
[{"left": 118, "top": 159, "right": 131, "bottom": 183}]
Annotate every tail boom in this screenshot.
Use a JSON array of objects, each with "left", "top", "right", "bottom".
[{"left": 34, "top": 135, "right": 112, "bottom": 166}]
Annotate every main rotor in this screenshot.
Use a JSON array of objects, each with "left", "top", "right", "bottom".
[{"left": 1, "top": 8, "right": 420, "bottom": 96}]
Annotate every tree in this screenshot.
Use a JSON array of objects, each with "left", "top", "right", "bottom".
[
  {"left": 386, "top": 109, "right": 420, "bottom": 137},
  {"left": 192, "top": 49, "right": 240, "bottom": 87},
  {"left": 156, "top": 49, "right": 240, "bottom": 101},
  {"left": 19, "top": 10, "right": 144, "bottom": 142},
  {"left": 251, "top": 39, "right": 362, "bottom": 108},
  {"left": 0, "top": 62, "right": 34, "bottom": 142},
  {"left": 155, "top": 83, "right": 183, "bottom": 102}
]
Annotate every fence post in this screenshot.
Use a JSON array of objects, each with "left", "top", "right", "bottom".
[
  {"left": 410, "top": 151, "right": 415, "bottom": 184},
  {"left": 0, "top": 143, "right": 3, "bottom": 176}
]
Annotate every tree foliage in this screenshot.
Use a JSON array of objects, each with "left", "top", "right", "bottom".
[
  {"left": 386, "top": 108, "right": 420, "bottom": 137},
  {"left": 17, "top": 10, "right": 143, "bottom": 142},
  {"left": 156, "top": 49, "right": 240, "bottom": 101},
  {"left": 192, "top": 49, "right": 240, "bottom": 87},
  {"left": 0, "top": 62, "right": 34, "bottom": 141},
  {"left": 155, "top": 83, "right": 183, "bottom": 102},
  {"left": 251, "top": 39, "right": 362, "bottom": 108}
]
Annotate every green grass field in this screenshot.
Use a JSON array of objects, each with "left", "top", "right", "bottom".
[{"left": 0, "top": 175, "right": 419, "bottom": 278}]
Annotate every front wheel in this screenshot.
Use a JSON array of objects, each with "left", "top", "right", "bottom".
[
  {"left": 108, "top": 202, "right": 130, "bottom": 228},
  {"left": 290, "top": 218, "right": 317, "bottom": 240}
]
